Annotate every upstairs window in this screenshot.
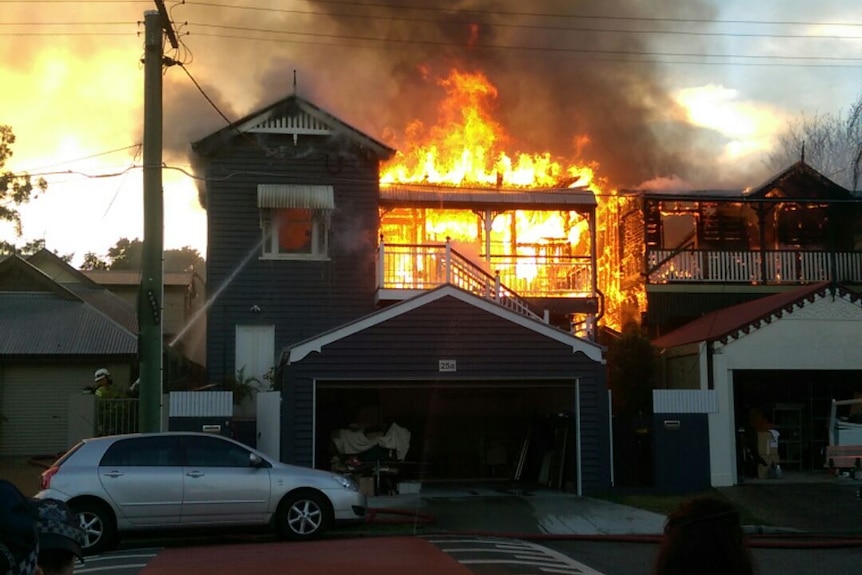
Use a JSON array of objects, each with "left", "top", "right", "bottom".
[{"left": 258, "top": 184, "right": 333, "bottom": 259}]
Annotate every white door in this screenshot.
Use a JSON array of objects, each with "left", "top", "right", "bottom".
[
  {"left": 256, "top": 391, "right": 281, "bottom": 460},
  {"left": 235, "top": 325, "right": 275, "bottom": 388}
]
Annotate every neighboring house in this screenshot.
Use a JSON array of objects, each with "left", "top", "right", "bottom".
[
  {"left": 653, "top": 282, "right": 862, "bottom": 487},
  {"left": 0, "top": 253, "right": 137, "bottom": 456},
  {"left": 616, "top": 160, "right": 862, "bottom": 336},
  {"left": 83, "top": 270, "right": 206, "bottom": 369},
  {"left": 616, "top": 162, "right": 862, "bottom": 486},
  {"left": 192, "top": 93, "right": 612, "bottom": 493}
]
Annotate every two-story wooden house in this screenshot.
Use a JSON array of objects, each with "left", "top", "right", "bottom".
[
  {"left": 617, "top": 160, "right": 862, "bottom": 335},
  {"left": 616, "top": 161, "right": 862, "bottom": 486},
  {"left": 191, "top": 93, "right": 611, "bottom": 493}
]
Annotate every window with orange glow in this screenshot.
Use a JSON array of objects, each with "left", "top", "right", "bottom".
[{"left": 261, "top": 208, "right": 328, "bottom": 259}]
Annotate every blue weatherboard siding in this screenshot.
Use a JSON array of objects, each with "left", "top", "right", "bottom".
[
  {"left": 281, "top": 295, "right": 611, "bottom": 494},
  {"left": 201, "top": 137, "right": 382, "bottom": 385}
]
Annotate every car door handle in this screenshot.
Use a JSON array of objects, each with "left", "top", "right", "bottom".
[
  {"left": 103, "top": 471, "right": 124, "bottom": 478},
  {"left": 185, "top": 471, "right": 205, "bottom": 478}
]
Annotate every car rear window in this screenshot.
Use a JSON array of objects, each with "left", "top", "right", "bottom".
[
  {"left": 100, "top": 436, "right": 183, "bottom": 467},
  {"left": 52, "top": 441, "right": 85, "bottom": 467}
]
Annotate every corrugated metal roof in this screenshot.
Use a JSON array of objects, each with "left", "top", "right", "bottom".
[
  {"left": 653, "top": 389, "right": 718, "bottom": 413},
  {"left": 379, "top": 184, "right": 596, "bottom": 209},
  {"left": 64, "top": 286, "right": 138, "bottom": 333},
  {"left": 257, "top": 184, "right": 335, "bottom": 209},
  {"left": 0, "top": 293, "right": 137, "bottom": 355},
  {"left": 84, "top": 270, "right": 195, "bottom": 287},
  {"left": 651, "top": 282, "right": 858, "bottom": 349}
]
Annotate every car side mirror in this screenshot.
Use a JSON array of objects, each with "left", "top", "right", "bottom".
[{"left": 250, "top": 453, "right": 264, "bottom": 467}]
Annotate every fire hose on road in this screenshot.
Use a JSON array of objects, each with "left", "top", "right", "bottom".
[{"left": 364, "top": 507, "right": 862, "bottom": 549}]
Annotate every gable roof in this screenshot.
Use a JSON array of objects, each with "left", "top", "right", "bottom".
[
  {"left": 26, "top": 250, "right": 137, "bottom": 333},
  {"left": 191, "top": 93, "right": 395, "bottom": 160},
  {"left": 631, "top": 161, "right": 856, "bottom": 203},
  {"left": 0, "top": 256, "right": 137, "bottom": 355},
  {"left": 83, "top": 270, "right": 196, "bottom": 288},
  {"left": 0, "top": 293, "right": 137, "bottom": 355},
  {"left": 745, "top": 160, "right": 853, "bottom": 200},
  {"left": 652, "top": 282, "right": 861, "bottom": 349},
  {"left": 0, "top": 255, "right": 80, "bottom": 300},
  {"left": 284, "top": 284, "right": 605, "bottom": 364}
]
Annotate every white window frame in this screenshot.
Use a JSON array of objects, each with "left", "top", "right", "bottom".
[
  {"left": 257, "top": 184, "right": 333, "bottom": 261},
  {"left": 260, "top": 208, "right": 330, "bottom": 260}
]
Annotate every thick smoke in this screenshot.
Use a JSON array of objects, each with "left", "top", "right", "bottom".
[{"left": 161, "top": 0, "right": 751, "bottom": 189}]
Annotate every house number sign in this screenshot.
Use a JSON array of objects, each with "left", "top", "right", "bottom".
[{"left": 439, "top": 360, "right": 457, "bottom": 372}]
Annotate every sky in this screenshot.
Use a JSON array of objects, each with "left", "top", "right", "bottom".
[{"left": 1, "top": 0, "right": 860, "bottom": 266}]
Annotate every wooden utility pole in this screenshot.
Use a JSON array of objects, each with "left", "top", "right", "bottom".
[
  {"left": 139, "top": 3, "right": 180, "bottom": 432},
  {"left": 139, "top": 9, "right": 165, "bottom": 432}
]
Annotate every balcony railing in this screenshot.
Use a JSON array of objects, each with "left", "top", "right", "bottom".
[
  {"left": 647, "top": 249, "right": 862, "bottom": 284},
  {"left": 377, "top": 241, "right": 551, "bottom": 320}
]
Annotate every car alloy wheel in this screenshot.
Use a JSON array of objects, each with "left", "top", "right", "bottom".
[
  {"left": 278, "top": 490, "right": 331, "bottom": 540},
  {"left": 70, "top": 500, "right": 117, "bottom": 555}
]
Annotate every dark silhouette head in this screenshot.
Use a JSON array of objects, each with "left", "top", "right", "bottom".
[{"left": 652, "top": 496, "right": 755, "bottom": 575}]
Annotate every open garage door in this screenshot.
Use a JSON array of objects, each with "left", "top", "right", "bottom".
[
  {"left": 315, "top": 380, "right": 580, "bottom": 488},
  {"left": 733, "top": 369, "right": 862, "bottom": 473}
]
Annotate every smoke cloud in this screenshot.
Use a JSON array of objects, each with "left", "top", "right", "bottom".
[
  {"left": 1, "top": 1, "right": 746, "bottom": 189},
  {"left": 160, "top": 0, "right": 750, "bottom": 187}
]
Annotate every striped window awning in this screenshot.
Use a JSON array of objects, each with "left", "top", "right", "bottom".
[{"left": 257, "top": 184, "right": 335, "bottom": 209}]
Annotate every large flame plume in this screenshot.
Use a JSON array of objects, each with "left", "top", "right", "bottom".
[{"left": 380, "top": 69, "right": 639, "bottom": 330}]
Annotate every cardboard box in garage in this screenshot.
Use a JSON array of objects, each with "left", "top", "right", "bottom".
[{"left": 358, "top": 476, "right": 375, "bottom": 496}]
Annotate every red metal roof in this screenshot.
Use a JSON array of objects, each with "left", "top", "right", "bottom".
[{"left": 651, "top": 282, "right": 859, "bottom": 349}]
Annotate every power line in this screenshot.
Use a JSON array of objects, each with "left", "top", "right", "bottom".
[
  {"left": 19, "top": 144, "right": 142, "bottom": 172},
  {"left": 184, "top": 21, "right": 862, "bottom": 63},
  {"left": 0, "top": 21, "right": 135, "bottom": 26},
  {"left": 177, "top": 4, "right": 862, "bottom": 41},
  {"left": 179, "top": 29, "right": 862, "bottom": 69},
  {"left": 184, "top": 0, "right": 862, "bottom": 29}
]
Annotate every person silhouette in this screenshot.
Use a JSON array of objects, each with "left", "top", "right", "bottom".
[{"left": 652, "top": 496, "right": 755, "bottom": 575}]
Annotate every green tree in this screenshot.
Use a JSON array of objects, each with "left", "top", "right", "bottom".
[
  {"left": 606, "top": 322, "right": 658, "bottom": 420},
  {"left": 0, "top": 238, "right": 71, "bottom": 262},
  {"left": 767, "top": 93, "right": 862, "bottom": 193},
  {"left": 0, "top": 125, "right": 47, "bottom": 236},
  {"left": 103, "top": 237, "right": 205, "bottom": 274},
  {"left": 80, "top": 251, "right": 110, "bottom": 270}
]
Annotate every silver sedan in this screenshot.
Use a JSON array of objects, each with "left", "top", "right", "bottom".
[{"left": 35, "top": 432, "right": 367, "bottom": 554}]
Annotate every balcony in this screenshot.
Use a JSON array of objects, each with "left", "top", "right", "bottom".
[
  {"left": 647, "top": 249, "right": 862, "bottom": 284},
  {"left": 376, "top": 241, "right": 595, "bottom": 321}
]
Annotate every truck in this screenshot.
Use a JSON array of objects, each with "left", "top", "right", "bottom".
[{"left": 824, "top": 397, "right": 862, "bottom": 475}]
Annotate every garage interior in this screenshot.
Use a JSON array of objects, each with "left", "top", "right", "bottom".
[
  {"left": 733, "top": 369, "right": 862, "bottom": 473},
  {"left": 315, "top": 380, "right": 581, "bottom": 490}
]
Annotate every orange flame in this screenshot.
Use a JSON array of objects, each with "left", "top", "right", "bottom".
[{"left": 380, "top": 69, "right": 637, "bottom": 331}]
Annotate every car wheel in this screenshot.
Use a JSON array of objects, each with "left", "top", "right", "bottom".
[
  {"left": 276, "top": 490, "right": 331, "bottom": 540},
  {"left": 70, "top": 500, "right": 117, "bottom": 555}
]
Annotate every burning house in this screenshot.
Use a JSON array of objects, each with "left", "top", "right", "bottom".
[
  {"left": 615, "top": 160, "right": 862, "bottom": 486},
  {"left": 191, "top": 73, "right": 612, "bottom": 493}
]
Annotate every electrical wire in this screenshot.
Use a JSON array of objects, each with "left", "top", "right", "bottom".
[
  {"left": 180, "top": 22, "right": 862, "bottom": 64},
  {"left": 182, "top": 0, "right": 862, "bottom": 29}
]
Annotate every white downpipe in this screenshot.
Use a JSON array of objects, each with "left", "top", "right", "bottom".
[
  {"left": 575, "top": 377, "right": 582, "bottom": 496},
  {"left": 608, "top": 388, "right": 614, "bottom": 487}
]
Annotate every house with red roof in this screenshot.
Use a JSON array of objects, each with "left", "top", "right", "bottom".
[{"left": 653, "top": 282, "right": 862, "bottom": 486}]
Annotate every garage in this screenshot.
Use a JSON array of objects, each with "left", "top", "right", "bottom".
[
  {"left": 280, "top": 285, "right": 612, "bottom": 494},
  {"left": 315, "top": 380, "right": 581, "bottom": 485},
  {"left": 733, "top": 369, "right": 862, "bottom": 473},
  {"left": 654, "top": 282, "right": 862, "bottom": 486},
  {"left": 0, "top": 365, "right": 91, "bottom": 456}
]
